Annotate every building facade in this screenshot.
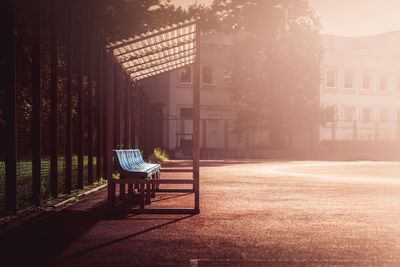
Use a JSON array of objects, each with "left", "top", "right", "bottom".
[
  {"left": 320, "top": 32, "right": 400, "bottom": 141},
  {"left": 142, "top": 33, "right": 270, "bottom": 155},
  {"left": 144, "top": 31, "right": 400, "bottom": 155}
]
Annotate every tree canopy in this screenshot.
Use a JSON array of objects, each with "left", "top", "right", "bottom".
[{"left": 207, "top": 0, "right": 322, "bottom": 149}]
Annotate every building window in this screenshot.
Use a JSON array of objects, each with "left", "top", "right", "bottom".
[
  {"left": 344, "top": 71, "right": 354, "bottom": 89},
  {"left": 179, "top": 67, "right": 192, "bottom": 84},
  {"left": 180, "top": 107, "right": 193, "bottom": 119},
  {"left": 362, "top": 72, "right": 372, "bottom": 91},
  {"left": 361, "top": 107, "right": 373, "bottom": 126},
  {"left": 202, "top": 66, "right": 213, "bottom": 85},
  {"left": 343, "top": 106, "right": 355, "bottom": 125},
  {"left": 380, "top": 108, "right": 390, "bottom": 126},
  {"left": 320, "top": 105, "right": 336, "bottom": 127},
  {"left": 325, "top": 70, "right": 337, "bottom": 88}
]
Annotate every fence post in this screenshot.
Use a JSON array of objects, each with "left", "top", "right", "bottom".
[
  {"left": 32, "top": 0, "right": 42, "bottom": 205},
  {"left": 105, "top": 59, "right": 115, "bottom": 203},
  {"left": 65, "top": 1, "right": 72, "bottom": 193},
  {"left": 50, "top": 0, "right": 59, "bottom": 197},
  {"left": 77, "top": 16, "right": 85, "bottom": 189},
  {"left": 4, "top": 0, "right": 17, "bottom": 214},
  {"left": 87, "top": 33, "right": 94, "bottom": 185},
  {"left": 96, "top": 33, "right": 103, "bottom": 180}
]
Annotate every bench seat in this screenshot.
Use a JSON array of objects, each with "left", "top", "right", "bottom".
[
  {"left": 111, "top": 149, "right": 161, "bottom": 208},
  {"left": 115, "top": 149, "right": 160, "bottom": 177}
]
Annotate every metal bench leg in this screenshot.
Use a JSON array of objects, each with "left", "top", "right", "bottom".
[
  {"left": 140, "top": 183, "right": 145, "bottom": 210},
  {"left": 156, "top": 171, "right": 160, "bottom": 190},
  {"left": 128, "top": 184, "right": 134, "bottom": 201},
  {"left": 151, "top": 173, "right": 156, "bottom": 198},
  {"left": 110, "top": 182, "right": 116, "bottom": 208},
  {"left": 146, "top": 182, "right": 151, "bottom": 204},
  {"left": 120, "top": 184, "right": 126, "bottom": 200}
]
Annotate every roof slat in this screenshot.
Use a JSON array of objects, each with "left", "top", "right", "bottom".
[{"left": 109, "top": 20, "right": 197, "bottom": 82}]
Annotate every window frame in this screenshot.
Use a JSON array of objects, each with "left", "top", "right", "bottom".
[
  {"left": 379, "top": 108, "right": 390, "bottom": 127},
  {"left": 343, "top": 70, "right": 355, "bottom": 92},
  {"left": 201, "top": 65, "right": 215, "bottom": 87},
  {"left": 361, "top": 72, "right": 373, "bottom": 93},
  {"left": 178, "top": 67, "right": 193, "bottom": 87},
  {"left": 324, "top": 68, "right": 338, "bottom": 92},
  {"left": 378, "top": 73, "right": 390, "bottom": 95},
  {"left": 342, "top": 105, "right": 356, "bottom": 127},
  {"left": 361, "top": 106, "right": 374, "bottom": 128}
]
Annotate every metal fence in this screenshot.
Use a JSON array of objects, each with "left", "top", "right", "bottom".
[
  {"left": 0, "top": 1, "right": 161, "bottom": 216},
  {"left": 321, "top": 118, "right": 400, "bottom": 141}
]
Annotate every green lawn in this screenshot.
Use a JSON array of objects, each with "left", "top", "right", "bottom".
[{"left": 0, "top": 156, "right": 102, "bottom": 216}]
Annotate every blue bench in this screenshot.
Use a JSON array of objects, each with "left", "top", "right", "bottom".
[{"left": 112, "top": 149, "right": 161, "bottom": 208}]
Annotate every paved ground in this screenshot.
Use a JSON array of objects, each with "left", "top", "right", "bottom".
[{"left": 2, "top": 160, "right": 400, "bottom": 266}]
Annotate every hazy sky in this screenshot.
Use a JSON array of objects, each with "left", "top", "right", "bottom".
[{"left": 170, "top": 0, "right": 400, "bottom": 37}]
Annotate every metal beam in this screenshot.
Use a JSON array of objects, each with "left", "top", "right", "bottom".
[
  {"left": 108, "top": 20, "right": 196, "bottom": 50},
  {"left": 193, "top": 22, "right": 201, "bottom": 214}
]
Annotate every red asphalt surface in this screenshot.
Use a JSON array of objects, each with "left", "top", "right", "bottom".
[{"left": 1, "top": 160, "right": 400, "bottom": 266}]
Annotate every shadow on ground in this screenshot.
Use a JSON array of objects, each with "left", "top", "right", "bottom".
[{"left": 0, "top": 197, "right": 193, "bottom": 266}]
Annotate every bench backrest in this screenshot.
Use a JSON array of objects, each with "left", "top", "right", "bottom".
[{"left": 113, "top": 149, "right": 145, "bottom": 171}]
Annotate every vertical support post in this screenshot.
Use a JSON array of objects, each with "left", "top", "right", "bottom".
[
  {"left": 4, "top": 0, "right": 17, "bottom": 214},
  {"left": 134, "top": 84, "right": 139, "bottom": 147},
  {"left": 131, "top": 82, "right": 139, "bottom": 198},
  {"left": 124, "top": 78, "right": 131, "bottom": 199},
  {"left": 130, "top": 81, "right": 136, "bottom": 147},
  {"left": 193, "top": 22, "right": 201, "bottom": 213},
  {"left": 114, "top": 67, "right": 120, "bottom": 148},
  {"left": 102, "top": 51, "right": 108, "bottom": 178},
  {"left": 32, "top": 0, "right": 42, "bottom": 206},
  {"left": 87, "top": 34, "right": 94, "bottom": 185},
  {"left": 65, "top": 2, "right": 72, "bottom": 194},
  {"left": 125, "top": 79, "right": 131, "bottom": 149},
  {"left": 77, "top": 18, "right": 84, "bottom": 190},
  {"left": 105, "top": 59, "right": 115, "bottom": 203},
  {"left": 50, "top": 0, "right": 59, "bottom": 197},
  {"left": 96, "top": 34, "right": 103, "bottom": 180}
]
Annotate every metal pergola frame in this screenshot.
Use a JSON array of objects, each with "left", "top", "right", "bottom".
[{"left": 105, "top": 19, "right": 201, "bottom": 213}]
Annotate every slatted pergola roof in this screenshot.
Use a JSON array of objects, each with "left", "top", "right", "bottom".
[
  {"left": 107, "top": 19, "right": 197, "bottom": 82},
  {"left": 106, "top": 19, "right": 201, "bottom": 213}
]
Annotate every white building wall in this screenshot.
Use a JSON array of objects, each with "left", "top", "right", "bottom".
[{"left": 320, "top": 32, "right": 400, "bottom": 141}]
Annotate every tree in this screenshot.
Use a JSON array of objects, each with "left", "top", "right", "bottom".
[{"left": 212, "top": 0, "right": 322, "bottom": 149}]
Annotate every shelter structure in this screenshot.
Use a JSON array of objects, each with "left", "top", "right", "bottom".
[
  {"left": 0, "top": 0, "right": 199, "bottom": 216},
  {"left": 105, "top": 19, "right": 201, "bottom": 213}
]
